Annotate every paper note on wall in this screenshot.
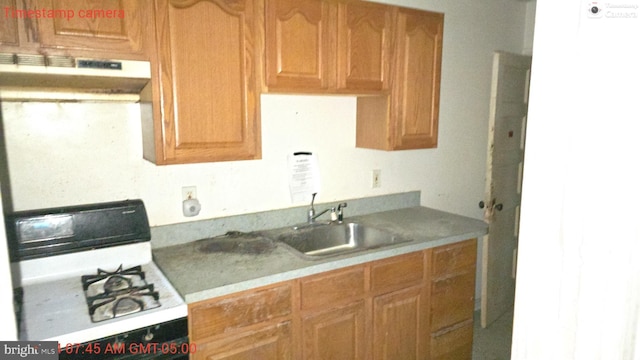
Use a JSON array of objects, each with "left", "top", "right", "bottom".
[{"left": 288, "top": 152, "right": 321, "bottom": 204}]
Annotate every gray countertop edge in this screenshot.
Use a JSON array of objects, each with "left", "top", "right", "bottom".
[{"left": 181, "top": 229, "right": 486, "bottom": 304}]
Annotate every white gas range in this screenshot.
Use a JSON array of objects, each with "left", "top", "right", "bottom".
[{"left": 7, "top": 200, "right": 188, "bottom": 358}]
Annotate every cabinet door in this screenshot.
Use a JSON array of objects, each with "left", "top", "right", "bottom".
[
  {"left": 34, "top": 0, "right": 147, "bottom": 56},
  {"left": 337, "top": 1, "right": 392, "bottom": 92},
  {"left": 391, "top": 8, "right": 443, "bottom": 149},
  {"left": 265, "top": 0, "right": 334, "bottom": 91},
  {"left": 149, "top": 0, "right": 261, "bottom": 164},
  {"left": 194, "top": 321, "right": 293, "bottom": 360},
  {"left": 302, "top": 301, "right": 366, "bottom": 360},
  {"left": 373, "top": 286, "right": 429, "bottom": 360}
]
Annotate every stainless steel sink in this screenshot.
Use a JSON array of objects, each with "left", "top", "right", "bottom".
[{"left": 276, "top": 222, "right": 410, "bottom": 258}]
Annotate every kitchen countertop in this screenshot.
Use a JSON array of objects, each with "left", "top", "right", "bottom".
[{"left": 152, "top": 206, "right": 488, "bottom": 304}]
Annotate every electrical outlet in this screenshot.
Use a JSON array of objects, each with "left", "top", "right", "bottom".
[
  {"left": 372, "top": 169, "right": 381, "bottom": 188},
  {"left": 182, "top": 186, "right": 197, "bottom": 200}
]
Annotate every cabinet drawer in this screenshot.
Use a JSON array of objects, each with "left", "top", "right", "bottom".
[
  {"left": 189, "top": 283, "right": 292, "bottom": 341},
  {"left": 431, "top": 321, "right": 473, "bottom": 360},
  {"left": 432, "top": 239, "right": 477, "bottom": 277},
  {"left": 371, "top": 251, "right": 425, "bottom": 293},
  {"left": 194, "top": 321, "right": 293, "bottom": 360},
  {"left": 300, "top": 266, "right": 366, "bottom": 310},
  {"left": 430, "top": 271, "right": 475, "bottom": 331}
]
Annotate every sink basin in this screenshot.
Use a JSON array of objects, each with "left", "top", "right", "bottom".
[{"left": 276, "top": 222, "right": 409, "bottom": 258}]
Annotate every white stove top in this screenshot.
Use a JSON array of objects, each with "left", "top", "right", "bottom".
[{"left": 14, "top": 243, "right": 187, "bottom": 344}]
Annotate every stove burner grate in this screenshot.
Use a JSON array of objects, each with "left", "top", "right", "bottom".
[
  {"left": 81, "top": 265, "right": 145, "bottom": 290},
  {"left": 82, "top": 264, "right": 161, "bottom": 322}
]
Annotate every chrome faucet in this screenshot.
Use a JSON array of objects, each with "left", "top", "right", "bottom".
[
  {"left": 307, "top": 193, "right": 327, "bottom": 224},
  {"left": 307, "top": 194, "right": 348, "bottom": 224}
]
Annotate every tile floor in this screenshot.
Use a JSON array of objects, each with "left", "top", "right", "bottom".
[{"left": 472, "top": 309, "right": 514, "bottom": 360}]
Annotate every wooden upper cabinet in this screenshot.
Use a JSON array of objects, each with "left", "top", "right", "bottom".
[
  {"left": 0, "top": 0, "right": 151, "bottom": 59},
  {"left": 392, "top": 8, "right": 443, "bottom": 149},
  {"left": 144, "top": 0, "right": 262, "bottom": 164},
  {"left": 265, "top": 0, "right": 334, "bottom": 91},
  {"left": 336, "top": 0, "right": 392, "bottom": 92},
  {"left": 356, "top": 8, "right": 443, "bottom": 150},
  {"left": 265, "top": 0, "right": 392, "bottom": 94}
]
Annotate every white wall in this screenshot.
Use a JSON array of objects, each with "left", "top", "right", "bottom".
[
  {"left": 1, "top": 0, "right": 530, "bottom": 227},
  {"left": 512, "top": 0, "right": 640, "bottom": 358}
]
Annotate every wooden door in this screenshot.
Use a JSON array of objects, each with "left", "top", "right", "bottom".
[
  {"left": 481, "top": 51, "right": 531, "bottom": 327},
  {"left": 265, "top": 0, "right": 334, "bottom": 91},
  {"left": 35, "top": 0, "right": 147, "bottom": 56},
  {"left": 0, "top": 184, "right": 17, "bottom": 340},
  {"left": 336, "top": 1, "right": 392, "bottom": 92},
  {"left": 0, "top": 0, "right": 21, "bottom": 48},
  {"left": 391, "top": 8, "right": 443, "bottom": 149},
  {"left": 149, "top": 0, "right": 261, "bottom": 164},
  {"left": 302, "top": 301, "right": 366, "bottom": 360},
  {"left": 372, "top": 286, "right": 428, "bottom": 360}
]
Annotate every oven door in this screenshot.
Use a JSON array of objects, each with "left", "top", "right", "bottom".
[{"left": 58, "top": 318, "right": 190, "bottom": 360}]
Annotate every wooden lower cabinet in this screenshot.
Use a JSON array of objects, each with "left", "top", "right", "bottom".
[
  {"left": 188, "top": 283, "right": 294, "bottom": 360},
  {"left": 302, "top": 301, "right": 367, "bottom": 359},
  {"left": 429, "top": 239, "right": 477, "bottom": 360},
  {"left": 194, "top": 321, "right": 293, "bottom": 360},
  {"left": 188, "top": 239, "right": 476, "bottom": 360},
  {"left": 431, "top": 321, "right": 474, "bottom": 360},
  {"left": 373, "top": 286, "right": 429, "bottom": 359}
]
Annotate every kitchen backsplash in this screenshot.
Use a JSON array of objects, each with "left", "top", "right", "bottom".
[{"left": 150, "top": 191, "right": 420, "bottom": 248}]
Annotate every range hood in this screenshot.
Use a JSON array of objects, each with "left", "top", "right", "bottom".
[{"left": 0, "top": 53, "right": 151, "bottom": 102}]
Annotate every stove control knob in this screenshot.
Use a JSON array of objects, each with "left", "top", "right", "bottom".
[{"left": 143, "top": 331, "right": 154, "bottom": 342}]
